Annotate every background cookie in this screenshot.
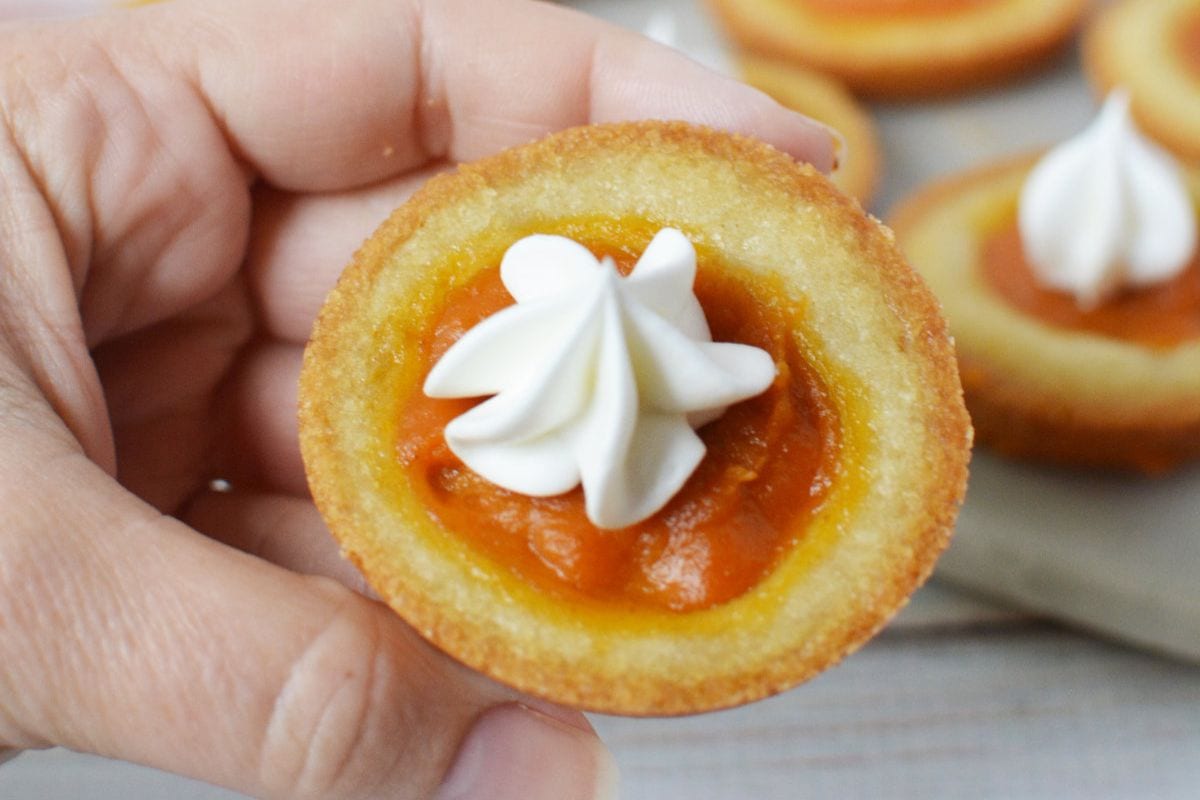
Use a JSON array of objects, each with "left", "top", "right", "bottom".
[
  {"left": 1085, "top": 0, "right": 1200, "bottom": 164},
  {"left": 708, "top": 0, "right": 1090, "bottom": 99}
]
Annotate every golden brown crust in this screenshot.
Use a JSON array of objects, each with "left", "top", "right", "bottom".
[
  {"left": 708, "top": 0, "right": 1090, "bottom": 99},
  {"left": 738, "top": 55, "right": 881, "bottom": 204},
  {"left": 890, "top": 156, "right": 1200, "bottom": 474},
  {"left": 300, "top": 121, "right": 970, "bottom": 715},
  {"left": 1084, "top": 0, "right": 1200, "bottom": 165}
]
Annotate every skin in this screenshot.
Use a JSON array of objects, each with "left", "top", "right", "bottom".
[{"left": 0, "top": 1, "right": 832, "bottom": 798}]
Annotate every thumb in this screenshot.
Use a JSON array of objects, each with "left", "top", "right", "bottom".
[{"left": 0, "top": 418, "right": 614, "bottom": 800}]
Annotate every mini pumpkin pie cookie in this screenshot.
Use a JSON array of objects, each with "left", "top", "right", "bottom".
[
  {"left": 739, "top": 55, "right": 881, "bottom": 204},
  {"left": 707, "top": 0, "right": 1089, "bottom": 98},
  {"left": 891, "top": 93, "right": 1200, "bottom": 474},
  {"left": 1084, "top": 0, "right": 1200, "bottom": 164},
  {"left": 300, "top": 121, "right": 970, "bottom": 715}
]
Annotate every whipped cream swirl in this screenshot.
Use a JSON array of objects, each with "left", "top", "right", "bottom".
[
  {"left": 423, "top": 228, "right": 776, "bottom": 529},
  {"left": 1018, "top": 90, "right": 1197, "bottom": 308}
]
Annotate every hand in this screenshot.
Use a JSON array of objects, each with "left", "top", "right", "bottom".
[{"left": 0, "top": 1, "right": 833, "bottom": 798}]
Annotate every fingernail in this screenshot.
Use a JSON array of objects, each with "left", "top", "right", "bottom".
[
  {"left": 435, "top": 704, "right": 618, "bottom": 800},
  {"left": 811, "top": 119, "right": 848, "bottom": 175}
]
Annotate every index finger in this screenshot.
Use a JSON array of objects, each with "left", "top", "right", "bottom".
[{"left": 164, "top": 0, "right": 834, "bottom": 191}]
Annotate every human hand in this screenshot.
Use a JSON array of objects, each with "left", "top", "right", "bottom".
[{"left": 0, "top": 1, "right": 833, "bottom": 797}]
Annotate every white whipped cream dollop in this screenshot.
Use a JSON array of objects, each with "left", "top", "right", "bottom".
[
  {"left": 423, "top": 228, "right": 776, "bottom": 530},
  {"left": 1018, "top": 90, "right": 1197, "bottom": 308}
]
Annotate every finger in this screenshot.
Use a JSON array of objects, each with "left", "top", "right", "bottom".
[
  {"left": 93, "top": 279, "right": 253, "bottom": 511},
  {"left": 2, "top": 0, "right": 832, "bottom": 393},
  {"left": 217, "top": 339, "right": 308, "bottom": 497},
  {"left": 183, "top": 488, "right": 369, "bottom": 593},
  {"left": 245, "top": 165, "right": 448, "bottom": 344},
  {"left": 168, "top": 0, "right": 833, "bottom": 191},
  {"left": 0, "top": 422, "right": 613, "bottom": 800}
]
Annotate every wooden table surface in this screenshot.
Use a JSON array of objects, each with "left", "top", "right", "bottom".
[{"left": 3, "top": 0, "right": 1198, "bottom": 797}]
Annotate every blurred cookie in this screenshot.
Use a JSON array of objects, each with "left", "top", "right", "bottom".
[
  {"left": 892, "top": 152, "right": 1200, "bottom": 473},
  {"left": 708, "top": 0, "right": 1089, "bottom": 99},
  {"left": 1085, "top": 0, "right": 1200, "bottom": 164}
]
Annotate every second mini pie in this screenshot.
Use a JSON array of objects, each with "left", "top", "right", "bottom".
[
  {"left": 300, "top": 121, "right": 970, "bottom": 715},
  {"left": 707, "top": 0, "right": 1089, "bottom": 99},
  {"left": 891, "top": 96, "right": 1200, "bottom": 473}
]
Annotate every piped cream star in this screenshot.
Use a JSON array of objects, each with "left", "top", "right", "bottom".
[{"left": 424, "top": 228, "right": 776, "bottom": 529}]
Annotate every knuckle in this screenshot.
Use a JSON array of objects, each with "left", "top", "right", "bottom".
[{"left": 257, "top": 591, "right": 423, "bottom": 799}]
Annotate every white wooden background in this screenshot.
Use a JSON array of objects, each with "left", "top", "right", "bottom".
[{"left": 2, "top": 0, "right": 1198, "bottom": 797}]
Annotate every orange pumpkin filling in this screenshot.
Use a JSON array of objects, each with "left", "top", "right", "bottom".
[
  {"left": 982, "top": 220, "right": 1200, "bottom": 348},
  {"left": 799, "top": 0, "right": 997, "bottom": 17},
  {"left": 396, "top": 230, "right": 839, "bottom": 613},
  {"left": 1179, "top": 9, "right": 1200, "bottom": 81}
]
